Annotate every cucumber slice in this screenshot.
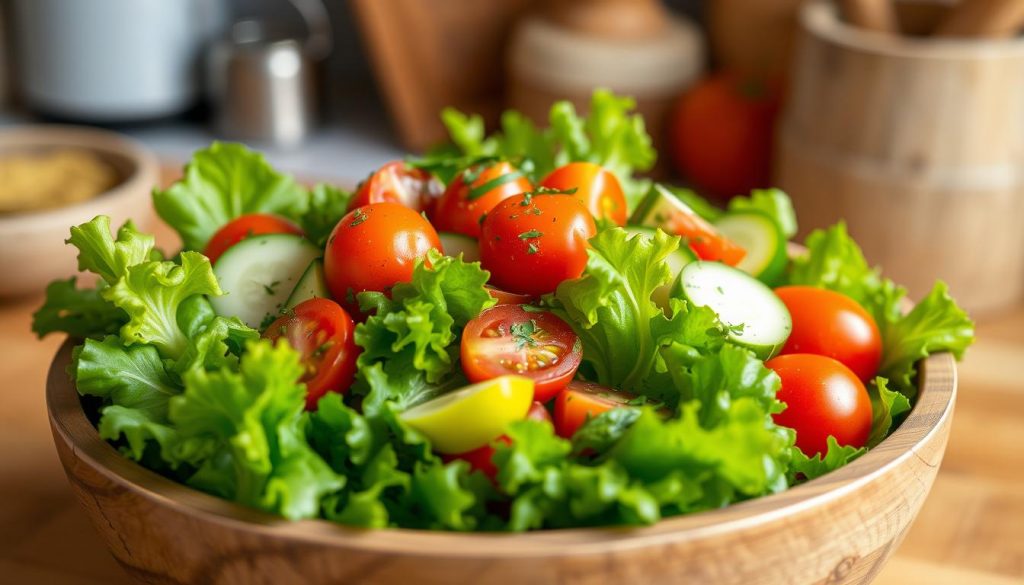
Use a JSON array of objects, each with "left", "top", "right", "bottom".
[
  {"left": 676, "top": 261, "right": 791, "bottom": 359},
  {"left": 713, "top": 211, "right": 787, "bottom": 285},
  {"left": 211, "top": 234, "right": 321, "bottom": 328},
  {"left": 438, "top": 231, "right": 480, "bottom": 262},
  {"left": 283, "top": 259, "right": 328, "bottom": 311},
  {"left": 629, "top": 184, "right": 701, "bottom": 230}
]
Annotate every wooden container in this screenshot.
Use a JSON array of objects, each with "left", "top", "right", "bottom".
[
  {"left": 778, "top": 1, "right": 1024, "bottom": 316},
  {"left": 506, "top": 0, "right": 704, "bottom": 165},
  {"left": 47, "top": 339, "right": 958, "bottom": 585}
]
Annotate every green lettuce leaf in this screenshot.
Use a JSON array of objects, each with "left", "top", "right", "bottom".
[
  {"left": 32, "top": 277, "right": 126, "bottom": 339},
  {"left": 300, "top": 183, "right": 351, "bottom": 247},
  {"left": 867, "top": 377, "right": 911, "bottom": 448},
  {"left": 153, "top": 142, "right": 307, "bottom": 251},
  {"left": 788, "top": 436, "right": 866, "bottom": 483},
  {"left": 66, "top": 216, "right": 156, "bottom": 283},
  {"left": 73, "top": 336, "right": 179, "bottom": 460},
  {"left": 878, "top": 282, "right": 974, "bottom": 398},
  {"left": 104, "top": 251, "right": 223, "bottom": 360},
  {"left": 354, "top": 251, "right": 494, "bottom": 409},
  {"left": 439, "top": 90, "right": 655, "bottom": 208},
  {"left": 170, "top": 340, "right": 342, "bottom": 519}
]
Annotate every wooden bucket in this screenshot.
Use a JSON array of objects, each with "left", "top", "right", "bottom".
[{"left": 778, "top": 0, "right": 1024, "bottom": 316}]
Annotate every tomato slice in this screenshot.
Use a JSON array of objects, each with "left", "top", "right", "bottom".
[
  {"left": 461, "top": 305, "right": 582, "bottom": 403},
  {"left": 262, "top": 298, "right": 359, "bottom": 410},
  {"left": 349, "top": 161, "right": 442, "bottom": 212},
  {"left": 485, "top": 285, "right": 536, "bottom": 306},
  {"left": 204, "top": 213, "right": 303, "bottom": 265},
  {"left": 668, "top": 209, "right": 746, "bottom": 266},
  {"left": 553, "top": 380, "right": 635, "bottom": 439},
  {"left": 445, "top": 401, "right": 552, "bottom": 479}
]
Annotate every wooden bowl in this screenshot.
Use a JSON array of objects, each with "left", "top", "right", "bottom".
[
  {"left": 46, "top": 340, "right": 957, "bottom": 585},
  {"left": 0, "top": 125, "right": 158, "bottom": 297}
]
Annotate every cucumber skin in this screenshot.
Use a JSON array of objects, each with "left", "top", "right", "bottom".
[
  {"left": 713, "top": 210, "right": 788, "bottom": 287},
  {"left": 438, "top": 232, "right": 480, "bottom": 262},
  {"left": 283, "top": 259, "right": 329, "bottom": 311}
]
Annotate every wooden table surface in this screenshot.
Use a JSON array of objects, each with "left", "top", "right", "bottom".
[{"left": 1, "top": 218, "right": 1022, "bottom": 584}]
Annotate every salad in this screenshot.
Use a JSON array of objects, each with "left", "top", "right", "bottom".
[{"left": 34, "top": 91, "right": 974, "bottom": 531}]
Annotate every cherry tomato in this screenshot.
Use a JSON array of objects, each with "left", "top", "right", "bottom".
[
  {"left": 348, "top": 161, "right": 443, "bottom": 212},
  {"left": 669, "top": 74, "right": 780, "bottom": 199},
  {"left": 324, "top": 202, "right": 441, "bottom": 315},
  {"left": 775, "top": 286, "right": 883, "bottom": 382},
  {"left": 766, "top": 353, "right": 872, "bottom": 456},
  {"left": 204, "top": 213, "right": 303, "bottom": 265},
  {"left": 553, "top": 380, "right": 635, "bottom": 439},
  {"left": 262, "top": 298, "right": 359, "bottom": 411},
  {"left": 461, "top": 305, "right": 582, "bottom": 403},
  {"left": 539, "top": 162, "right": 628, "bottom": 226},
  {"left": 479, "top": 193, "right": 597, "bottom": 296},
  {"left": 668, "top": 207, "right": 746, "bottom": 266},
  {"left": 486, "top": 285, "right": 536, "bottom": 306},
  {"left": 431, "top": 161, "right": 533, "bottom": 238},
  {"left": 447, "top": 401, "right": 552, "bottom": 479}
]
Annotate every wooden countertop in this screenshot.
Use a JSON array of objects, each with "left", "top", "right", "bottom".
[{"left": 1, "top": 219, "right": 1021, "bottom": 584}]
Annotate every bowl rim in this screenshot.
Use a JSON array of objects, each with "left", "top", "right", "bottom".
[
  {"left": 0, "top": 124, "right": 159, "bottom": 228},
  {"left": 46, "top": 339, "right": 957, "bottom": 558}
]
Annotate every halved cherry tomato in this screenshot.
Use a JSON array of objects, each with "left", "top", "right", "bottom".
[
  {"left": 485, "top": 285, "right": 535, "bottom": 306},
  {"left": 668, "top": 208, "right": 746, "bottom": 266},
  {"left": 553, "top": 380, "right": 635, "bottom": 439},
  {"left": 324, "top": 202, "right": 441, "bottom": 315},
  {"left": 766, "top": 353, "right": 872, "bottom": 456},
  {"left": 348, "top": 161, "right": 443, "bottom": 212},
  {"left": 480, "top": 193, "right": 597, "bottom": 296},
  {"left": 262, "top": 298, "right": 359, "bottom": 411},
  {"left": 461, "top": 305, "right": 582, "bottom": 403},
  {"left": 447, "top": 401, "right": 552, "bottom": 479},
  {"left": 539, "top": 162, "right": 628, "bottom": 226},
  {"left": 430, "top": 161, "right": 533, "bottom": 238},
  {"left": 204, "top": 213, "right": 303, "bottom": 265},
  {"left": 775, "top": 286, "right": 882, "bottom": 382}
]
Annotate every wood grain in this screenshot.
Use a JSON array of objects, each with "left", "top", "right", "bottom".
[
  {"left": 935, "top": 0, "right": 1024, "bottom": 38},
  {"left": 778, "top": 0, "right": 1024, "bottom": 316}
]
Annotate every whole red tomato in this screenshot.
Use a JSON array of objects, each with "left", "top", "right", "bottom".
[
  {"left": 324, "top": 202, "right": 441, "bottom": 314},
  {"left": 766, "top": 353, "right": 872, "bottom": 456},
  {"left": 431, "top": 161, "right": 533, "bottom": 238},
  {"left": 775, "top": 286, "right": 883, "bottom": 382},
  {"left": 669, "top": 74, "right": 780, "bottom": 199},
  {"left": 479, "top": 193, "right": 596, "bottom": 296},
  {"left": 539, "top": 162, "right": 627, "bottom": 226}
]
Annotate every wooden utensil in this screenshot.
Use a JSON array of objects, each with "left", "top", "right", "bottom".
[
  {"left": 778, "top": 0, "right": 1024, "bottom": 315},
  {"left": 46, "top": 330, "right": 957, "bottom": 584},
  {"left": 935, "top": 0, "right": 1024, "bottom": 37},
  {"left": 840, "top": 0, "right": 900, "bottom": 32}
]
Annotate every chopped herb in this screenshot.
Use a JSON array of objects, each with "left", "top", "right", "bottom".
[
  {"left": 478, "top": 213, "right": 487, "bottom": 226},
  {"left": 263, "top": 280, "right": 281, "bottom": 296},
  {"left": 527, "top": 242, "right": 539, "bottom": 255},
  {"left": 259, "top": 313, "right": 278, "bottom": 330},
  {"left": 716, "top": 286, "right": 724, "bottom": 295},
  {"left": 527, "top": 207, "right": 542, "bottom": 216},
  {"left": 510, "top": 319, "right": 539, "bottom": 350},
  {"left": 520, "top": 192, "right": 533, "bottom": 206},
  {"left": 349, "top": 208, "right": 368, "bottom": 227},
  {"left": 521, "top": 304, "right": 546, "bottom": 313},
  {"left": 518, "top": 229, "right": 543, "bottom": 240},
  {"left": 312, "top": 340, "right": 334, "bottom": 358},
  {"left": 467, "top": 170, "right": 524, "bottom": 200}
]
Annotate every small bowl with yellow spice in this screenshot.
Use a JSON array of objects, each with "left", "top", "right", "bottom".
[{"left": 0, "top": 125, "right": 158, "bottom": 297}]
